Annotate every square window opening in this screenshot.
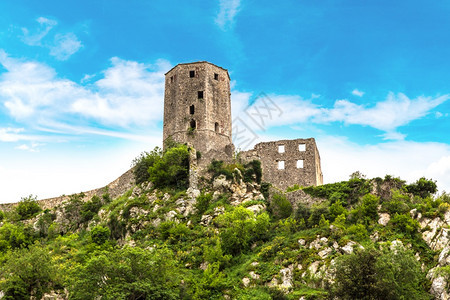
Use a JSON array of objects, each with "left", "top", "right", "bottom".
[
  {"left": 297, "top": 160, "right": 304, "bottom": 168},
  {"left": 189, "top": 70, "right": 195, "bottom": 78},
  {"left": 299, "top": 144, "right": 306, "bottom": 151},
  {"left": 278, "top": 145, "right": 285, "bottom": 153},
  {"left": 278, "top": 161, "right": 285, "bottom": 170}
]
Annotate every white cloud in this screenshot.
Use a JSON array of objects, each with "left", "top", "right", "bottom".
[
  {"left": 215, "top": 0, "right": 242, "bottom": 30},
  {"left": 232, "top": 90, "right": 448, "bottom": 139},
  {"left": 317, "top": 136, "right": 450, "bottom": 192},
  {"left": 49, "top": 33, "right": 83, "bottom": 61},
  {"left": 0, "top": 52, "right": 170, "bottom": 130},
  {"left": 21, "top": 17, "right": 57, "bottom": 46},
  {"left": 0, "top": 128, "right": 25, "bottom": 142},
  {"left": 352, "top": 89, "right": 365, "bottom": 97},
  {"left": 15, "top": 142, "right": 44, "bottom": 152},
  {"left": 319, "top": 93, "right": 449, "bottom": 132},
  {"left": 20, "top": 17, "right": 82, "bottom": 60}
]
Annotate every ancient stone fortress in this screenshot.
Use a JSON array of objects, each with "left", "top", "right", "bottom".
[{"left": 163, "top": 61, "right": 323, "bottom": 189}]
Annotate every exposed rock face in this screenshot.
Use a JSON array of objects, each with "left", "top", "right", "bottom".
[
  {"left": 378, "top": 213, "right": 390, "bottom": 226},
  {"left": 413, "top": 209, "right": 450, "bottom": 299}
]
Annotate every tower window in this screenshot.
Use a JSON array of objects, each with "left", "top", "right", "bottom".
[
  {"left": 189, "top": 70, "right": 195, "bottom": 78},
  {"left": 190, "top": 119, "right": 196, "bottom": 129},
  {"left": 190, "top": 105, "right": 195, "bottom": 115},
  {"left": 214, "top": 73, "right": 219, "bottom": 80},
  {"left": 278, "top": 145, "right": 285, "bottom": 153},
  {"left": 170, "top": 76, "right": 174, "bottom": 83},
  {"left": 215, "top": 122, "right": 219, "bottom": 132},
  {"left": 297, "top": 160, "right": 304, "bottom": 168},
  {"left": 278, "top": 161, "right": 285, "bottom": 170},
  {"left": 299, "top": 144, "right": 306, "bottom": 151},
  {"left": 198, "top": 91, "right": 204, "bottom": 99}
]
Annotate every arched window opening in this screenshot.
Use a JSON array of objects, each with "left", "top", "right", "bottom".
[
  {"left": 215, "top": 122, "right": 219, "bottom": 132},
  {"left": 190, "top": 105, "right": 195, "bottom": 115},
  {"left": 190, "top": 119, "right": 196, "bottom": 129}
]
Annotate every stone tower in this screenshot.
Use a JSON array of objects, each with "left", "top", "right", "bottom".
[{"left": 163, "top": 62, "right": 234, "bottom": 162}]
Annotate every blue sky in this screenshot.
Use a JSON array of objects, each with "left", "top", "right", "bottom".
[{"left": 1, "top": 0, "right": 450, "bottom": 203}]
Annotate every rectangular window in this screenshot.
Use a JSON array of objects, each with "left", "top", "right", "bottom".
[
  {"left": 278, "top": 161, "right": 285, "bottom": 170},
  {"left": 297, "top": 160, "right": 304, "bottom": 168},
  {"left": 198, "top": 91, "right": 204, "bottom": 99},
  {"left": 189, "top": 70, "right": 195, "bottom": 78},
  {"left": 214, "top": 73, "right": 219, "bottom": 80},
  {"left": 299, "top": 144, "right": 306, "bottom": 151},
  {"left": 170, "top": 76, "right": 174, "bottom": 83},
  {"left": 278, "top": 145, "right": 285, "bottom": 153}
]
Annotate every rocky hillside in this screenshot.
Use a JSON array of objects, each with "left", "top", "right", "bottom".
[{"left": 0, "top": 147, "right": 449, "bottom": 299}]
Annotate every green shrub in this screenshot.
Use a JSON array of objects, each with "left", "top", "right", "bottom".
[
  {"left": 216, "top": 207, "right": 269, "bottom": 255},
  {"left": 405, "top": 177, "right": 437, "bottom": 199},
  {"left": 16, "top": 195, "right": 41, "bottom": 220},
  {"left": 270, "top": 193, "right": 293, "bottom": 219},
  {"left": 148, "top": 144, "right": 190, "bottom": 189},
  {"left": 243, "top": 160, "right": 262, "bottom": 184},
  {"left": 329, "top": 246, "right": 430, "bottom": 299},
  {"left": 195, "top": 193, "right": 213, "bottom": 216},
  {"left": 131, "top": 147, "right": 162, "bottom": 185},
  {"left": 80, "top": 195, "right": 103, "bottom": 223},
  {"left": 90, "top": 225, "right": 110, "bottom": 245},
  {"left": 389, "top": 213, "right": 419, "bottom": 239}
]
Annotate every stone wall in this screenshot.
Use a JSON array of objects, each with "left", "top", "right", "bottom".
[
  {"left": 0, "top": 168, "right": 135, "bottom": 211},
  {"left": 240, "top": 138, "right": 323, "bottom": 190}
]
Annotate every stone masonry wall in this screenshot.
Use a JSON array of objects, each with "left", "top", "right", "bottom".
[
  {"left": 0, "top": 168, "right": 134, "bottom": 211},
  {"left": 240, "top": 138, "right": 323, "bottom": 190}
]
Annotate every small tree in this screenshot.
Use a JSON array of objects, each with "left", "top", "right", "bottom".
[{"left": 16, "top": 195, "right": 41, "bottom": 220}]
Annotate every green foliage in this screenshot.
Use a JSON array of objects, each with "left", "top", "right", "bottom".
[
  {"left": 131, "top": 147, "right": 162, "bottom": 185},
  {"left": 260, "top": 182, "right": 271, "bottom": 199},
  {"left": 405, "top": 177, "right": 437, "bottom": 198},
  {"left": 381, "top": 190, "right": 410, "bottom": 214},
  {"left": 389, "top": 213, "right": 420, "bottom": 239},
  {"left": 158, "top": 221, "right": 190, "bottom": 243},
  {"left": 148, "top": 144, "right": 190, "bottom": 189},
  {"left": 0, "top": 222, "right": 33, "bottom": 251},
  {"left": 270, "top": 193, "right": 293, "bottom": 219},
  {"left": 346, "top": 224, "right": 369, "bottom": 242},
  {"left": 80, "top": 195, "right": 103, "bottom": 223},
  {"left": 0, "top": 243, "right": 59, "bottom": 300},
  {"left": 69, "top": 246, "right": 181, "bottom": 300},
  {"left": 286, "top": 184, "right": 301, "bottom": 192},
  {"left": 329, "top": 199, "right": 346, "bottom": 221},
  {"left": 329, "top": 246, "right": 430, "bottom": 299},
  {"left": 307, "top": 204, "right": 329, "bottom": 228},
  {"left": 216, "top": 207, "right": 269, "bottom": 255},
  {"left": 243, "top": 160, "right": 262, "bottom": 184},
  {"left": 16, "top": 195, "right": 41, "bottom": 220},
  {"left": 303, "top": 178, "right": 371, "bottom": 206},
  {"left": 90, "top": 225, "right": 110, "bottom": 245},
  {"left": 36, "top": 209, "right": 56, "bottom": 237},
  {"left": 195, "top": 192, "right": 213, "bottom": 216}
]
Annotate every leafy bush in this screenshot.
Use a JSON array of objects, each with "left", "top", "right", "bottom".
[
  {"left": 80, "top": 195, "right": 103, "bottom": 223},
  {"left": 243, "top": 160, "right": 262, "bottom": 184},
  {"left": 216, "top": 207, "right": 269, "bottom": 255},
  {"left": 0, "top": 243, "right": 59, "bottom": 300},
  {"left": 16, "top": 195, "right": 41, "bottom": 220},
  {"left": 270, "top": 193, "right": 293, "bottom": 219},
  {"left": 90, "top": 225, "right": 110, "bottom": 245},
  {"left": 69, "top": 246, "right": 181, "bottom": 300},
  {"left": 131, "top": 147, "right": 162, "bottom": 185},
  {"left": 329, "top": 246, "right": 430, "bottom": 299},
  {"left": 195, "top": 193, "right": 213, "bottom": 216},
  {"left": 389, "top": 213, "right": 419, "bottom": 239},
  {"left": 405, "top": 177, "right": 437, "bottom": 198},
  {"left": 148, "top": 144, "right": 190, "bottom": 189}
]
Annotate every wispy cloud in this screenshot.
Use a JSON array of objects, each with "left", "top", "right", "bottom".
[
  {"left": 20, "top": 17, "right": 83, "bottom": 60},
  {"left": 49, "top": 33, "right": 83, "bottom": 61},
  {"left": 232, "top": 91, "right": 449, "bottom": 140},
  {"left": 352, "top": 89, "right": 365, "bottom": 97},
  {"left": 215, "top": 0, "right": 242, "bottom": 30},
  {"left": 21, "top": 17, "right": 57, "bottom": 46},
  {"left": 15, "top": 142, "right": 44, "bottom": 152},
  {"left": 0, "top": 52, "right": 170, "bottom": 136}
]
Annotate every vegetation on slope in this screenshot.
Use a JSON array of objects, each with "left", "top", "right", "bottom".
[{"left": 0, "top": 148, "right": 447, "bottom": 299}]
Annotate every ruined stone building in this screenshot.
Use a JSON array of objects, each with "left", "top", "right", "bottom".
[{"left": 163, "top": 61, "right": 323, "bottom": 189}]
